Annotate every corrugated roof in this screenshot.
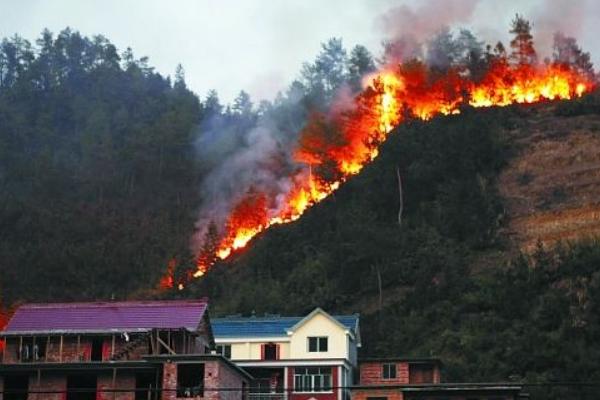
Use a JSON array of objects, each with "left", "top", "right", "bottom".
[
  {"left": 2, "top": 299, "right": 208, "bottom": 335},
  {"left": 212, "top": 313, "right": 359, "bottom": 338}
]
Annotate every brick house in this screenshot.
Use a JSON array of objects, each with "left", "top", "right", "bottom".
[
  {"left": 0, "top": 299, "right": 250, "bottom": 400},
  {"left": 211, "top": 308, "right": 360, "bottom": 400},
  {"left": 352, "top": 358, "right": 524, "bottom": 400}
]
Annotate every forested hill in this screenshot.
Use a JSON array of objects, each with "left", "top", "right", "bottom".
[
  {"left": 191, "top": 100, "right": 600, "bottom": 393},
  {"left": 0, "top": 29, "right": 203, "bottom": 302},
  {"left": 2, "top": 27, "right": 600, "bottom": 399}
]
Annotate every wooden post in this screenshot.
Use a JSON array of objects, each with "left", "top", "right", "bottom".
[
  {"left": 156, "top": 330, "right": 160, "bottom": 355},
  {"left": 35, "top": 369, "right": 41, "bottom": 400},
  {"left": 112, "top": 367, "right": 117, "bottom": 400},
  {"left": 18, "top": 336, "right": 23, "bottom": 362},
  {"left": 167, "top": 330, "right": 171, "bottom": 353},
  {"left": 59, "top": 335, "right": 63, "bottom": 362},
  {"left": 46, "top": 337, "right": 50, "bottom": 361},
  {"left": 76, "top": 335, "right": 80, "bottom": 360}
]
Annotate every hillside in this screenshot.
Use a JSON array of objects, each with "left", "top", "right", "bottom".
[
  {"left": 499, "top": 106, "right": 600, "bottom": 251},
  {"left": 188, "top": 96, "right": 600, "bottom": 398},
  {"left": 1, "top": 28, "right": 600, "bottom": 400}
]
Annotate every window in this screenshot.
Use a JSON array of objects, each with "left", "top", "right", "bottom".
[
  {"left": 66, "top": 374, "right": 97, "bottom": 400},
  {"left": 293, "top": 367, "right": 332, "bottom": 392},
  {"left": 4, "top": 374, "right": 29, "bottom": 400},
  {"left": 177, "top": 364, "right": 205, "bottom": 398},
  {"left": 307, "top": 337, "right": 328, "bottom": 352},
  {"left": 216, "top": 344, "right": 232, "bottom": 359},
  {"left": 91, "top": 338, "right": 104, "bottom": 361},
  {"left": 382, "top": 363, "right": 397, "bottom": 380},
  {"left": 263, "top": 343, "right": 278, "bottom": 360}
]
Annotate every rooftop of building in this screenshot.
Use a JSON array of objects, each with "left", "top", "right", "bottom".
[
  {"left": 212, "top": 308, "right": 359, "bottom": 338},
  {"left": 1, "top": 298, "right": 209, "bottom": 336}
]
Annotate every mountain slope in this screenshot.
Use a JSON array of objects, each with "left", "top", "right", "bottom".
[{"left": 189, "top": 96, "right": 600, "bottom": 397}]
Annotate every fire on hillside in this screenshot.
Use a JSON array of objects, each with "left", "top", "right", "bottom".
[{"left": 161, "top": 22, "right": 595, "bottom": 291}]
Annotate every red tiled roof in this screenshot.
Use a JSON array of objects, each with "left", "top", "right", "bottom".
[{"left": 1, "top": 299, "right": 208, "bottom": 335}]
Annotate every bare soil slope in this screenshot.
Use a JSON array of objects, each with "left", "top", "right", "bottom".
[{"left": 499, "top": 106, "right": 600, "bottom": 251}]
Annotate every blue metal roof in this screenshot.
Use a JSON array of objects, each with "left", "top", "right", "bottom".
[{"left": 212, "top": 314, "right": 359, "bottom": 338}]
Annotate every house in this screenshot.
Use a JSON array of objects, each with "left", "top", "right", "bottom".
[
  {"left": 0, "top": 299, "right": 251, "bottom": 400},
  {"left": 352, "top": 358, "right": 525, "bottom": 400},
  {"left": 211, "top": 308, "right": 360, "bottom": 400}
]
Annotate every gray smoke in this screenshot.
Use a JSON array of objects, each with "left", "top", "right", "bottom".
[
  {"left": 191, "top": 97, "right": 307, "bottom": 255},
  {"left": 376, "top": 0, "right": 480, "bottom": 64}
]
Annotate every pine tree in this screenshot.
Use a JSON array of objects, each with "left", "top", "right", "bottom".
[{"left": 509, "top": 14, "right": 537, "bottom": 65}]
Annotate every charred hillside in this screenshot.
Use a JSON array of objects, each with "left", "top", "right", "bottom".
[{"left": 191, "top": 93, "right": 600, "bottom": 388}]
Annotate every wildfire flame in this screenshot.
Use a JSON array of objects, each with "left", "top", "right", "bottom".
[{"left": 185, "top": 59, "right": 593, "bottom": 283}]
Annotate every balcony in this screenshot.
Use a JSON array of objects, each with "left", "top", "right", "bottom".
[{"left": 249, "top": 393, "right": 285, "bottom": 400}]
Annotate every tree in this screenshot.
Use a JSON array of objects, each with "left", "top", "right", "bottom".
[
  {"left": 204, "top": 89, "right": 223, "bottom": 116},
  {"left": 509, "top": 14, "right": 537, "bottom": 65},
  {"left": 174, "top": 63, "right": 186, "bottom": 90},
  {"left": 301, "top": 38, "right": 348, "bottom": 105},
  {"left": 348, "top": 45, "right": 376, "bottom": 91},
  {"left": 456, "top": 29, "right": 485, "bottom": 78},
  {"left": 552, "top": 32, "right": 594, "bottom": 78},
  {"left": 232, "top": 90, "right": 253, "bottom": 116},
  {"left": 426, "top": 27, "right": 460, "bottom": 69}
]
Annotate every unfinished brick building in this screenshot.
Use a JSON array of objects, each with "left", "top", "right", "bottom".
[
  {"left": 352, "top": 358, "right": 524, "bottom": 400},
  {"left": 0, "top": 299, "right": 250, "bottom": 400}
]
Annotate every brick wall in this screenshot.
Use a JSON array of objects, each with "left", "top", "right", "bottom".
[
  {"left": 359, "top": 362, "right": 409, "bottom": 385},
  {"left": 161, "top": 362, "right": 177, "bottom": 400},
  {"left": 161, "top": 359, "right": 249, "bottom": 400},
  {"left": 28, "top": 372, "right": 66, "bottom": 400},
  {"left": 2, "top": 335, "right": 150, "bottom": 364},
  {"left": 352, "top": 388, "right": 403, "bottom": 400},
  {"left": 206, "top": 360, "right": 248, "bottom": 400},
  {"left": 97, "top": 372, "right": 136, "bottom": 400}
]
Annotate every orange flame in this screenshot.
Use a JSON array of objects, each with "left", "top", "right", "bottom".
[{"left": 191, "top": 61, "right": 593, "bottom": 279}]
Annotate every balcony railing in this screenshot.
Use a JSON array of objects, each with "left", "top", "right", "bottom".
[{"left": 248, "top": 393, "right": 285, "bottom": 400}]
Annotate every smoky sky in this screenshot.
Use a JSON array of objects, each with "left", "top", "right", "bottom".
[{"left": 1, "top": 0, "right": 599, "bottom": 103}]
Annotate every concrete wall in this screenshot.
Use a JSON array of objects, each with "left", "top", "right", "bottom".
[
  {"left": 228, "top": 341, "right": 290, "bottom": 360},
  {"left": 289, "top": 313, "right": 348, "bottom": 360}
]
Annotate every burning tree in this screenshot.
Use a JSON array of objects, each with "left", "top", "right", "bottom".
[{"left": 186, "top": 15, "right": 595, "bottom": 283}]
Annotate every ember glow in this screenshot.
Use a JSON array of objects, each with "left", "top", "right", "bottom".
[{"left": 183, "top": 59, "right": 593, "bottom": 282}]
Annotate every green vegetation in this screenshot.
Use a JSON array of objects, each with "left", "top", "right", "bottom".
[
  {"left": 0, "top": 29, "right": 202, "bottom": 302},
  {"left": 1, "top": 25, "right": 600, "bottom": 400}
]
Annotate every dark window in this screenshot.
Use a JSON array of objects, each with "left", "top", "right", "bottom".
[
  {"left": 135, "top": 371, "right": 158, "bottom": 400},
  {"left": 264, "top": 343, "right": 278, "bottom": 360},
  {"left": 177, "top": 363, "right": 205, "bottom": 398},
  {"left": 382, "top": 363, "right": 397, "bottom": 379},
  {"left": 4, "top": 374, "right": 29, "bottom": 400},
  {"left": 216, "top": 344, "right": 232, "bottom": 358},
  {"left": 33, "top": 338, "right": 46, "bottom": 361},
  {"left": 19, "top": 337, "right": 34, "bottom": 362},
  {"left": 91, "top": 338, "right": 104, "bottom": 361},
  {"left": 307, "top": 337, "right": 328, "bottom": 352},
  {"left": 66, "top": 374, "right": 97, "bottom": 400},
  {"left": 293, "top": 367, "right": 332, "bottom": 392}
]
